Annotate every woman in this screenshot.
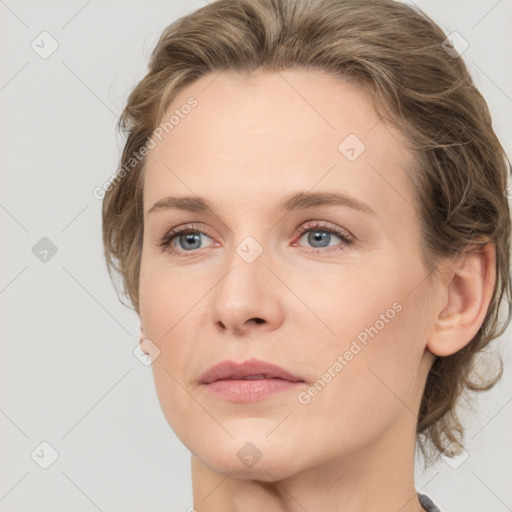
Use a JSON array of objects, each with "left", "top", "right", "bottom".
[{"left": 101, "top": 0, "right": 511, "bottom": 510}]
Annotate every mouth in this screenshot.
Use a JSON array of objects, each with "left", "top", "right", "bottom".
[
  {"left": 200, "top": 358, "right": 304, "bottom": 384},
  {"left": 199, "top": 358, "right": 305, "bottom": 402}
]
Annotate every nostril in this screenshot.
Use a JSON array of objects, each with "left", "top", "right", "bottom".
[{"left": 252, "top": 318, "right": 265, "bottom": 324}]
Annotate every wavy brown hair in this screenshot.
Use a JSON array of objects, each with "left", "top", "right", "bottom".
[{"left": 101, "top": 0, "right": 512, "bottom": 465}]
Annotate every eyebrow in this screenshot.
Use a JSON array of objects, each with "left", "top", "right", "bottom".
[{"left": 147, "top": 191, "right": 376, "bottom": 216}]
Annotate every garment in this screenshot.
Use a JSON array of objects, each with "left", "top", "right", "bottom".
[{"left": 418, "top": 493, "right": 442, "bottom": 512}]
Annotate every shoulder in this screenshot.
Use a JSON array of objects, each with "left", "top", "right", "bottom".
[{"left": 418, "top": 493, "right": 442, "bottom": 512}]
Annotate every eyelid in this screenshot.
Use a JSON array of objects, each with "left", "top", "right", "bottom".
[
  {"left": 294, "top": 220, "right": 353, "bottom": 240},
  {"left": 156, "top": 222, "right": 213, "bottom": 247},
  {"left": 157, "top": 220, "right": 354, "bottom": 256}
]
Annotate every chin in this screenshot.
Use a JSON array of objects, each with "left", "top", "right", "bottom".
[
  {"left": 192, "top": 433, "right": 302, "bottom": 481},
  {"left": 201, "top": 450, "right": 299, "bottom": 482}
]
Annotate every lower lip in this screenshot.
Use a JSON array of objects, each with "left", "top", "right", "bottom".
[{"left": 203, "top": 378, "right": 303, "bottom": 402}]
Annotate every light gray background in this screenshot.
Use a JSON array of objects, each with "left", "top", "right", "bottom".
[{"left": 1, "top": 0, "right": 511, "bottom": 511}]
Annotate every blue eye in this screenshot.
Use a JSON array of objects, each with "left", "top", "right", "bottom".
[
  {"left": 157, "top": 221, "right": 353, "bottom": 256},
  {"left": 158, "top": 225, "right": 214, "bottom": 254},
  {"left": 294, "top": 222, "right": 353, "bottom": 253}
]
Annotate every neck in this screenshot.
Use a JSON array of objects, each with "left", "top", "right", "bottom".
[
  {"left": 191, "top": 407, "right": 426, "bottom": 512},
  {"left": 190, "top": 351, "right": 436, "bottom": 512}
]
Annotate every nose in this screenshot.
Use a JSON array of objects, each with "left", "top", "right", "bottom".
[{"left": 210, "top": 248, "right": 284, "bottom": 337}]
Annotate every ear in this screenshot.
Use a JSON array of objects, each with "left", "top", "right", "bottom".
[
  {"left": 427, "top": 241, "right": 496, "bottom": 357},
  {"left": 139, "top": 324, "right": 149, "bottom": 354}
]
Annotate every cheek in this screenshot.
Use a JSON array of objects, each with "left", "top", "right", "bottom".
[
  {"left": 138, "top": 262, "right": 212, "bottom": 434},
  {"left": 138, "top": 254, "right": 201, "bottom": 341},
  {"left": 291, "top": 297, "right": 426, "bottom": 463},
  {"left": 137, "top": 243, "right": 431, "bottom": 470},
  {"left": 295, "top": 264, "right": 428, "bottom": 422}
]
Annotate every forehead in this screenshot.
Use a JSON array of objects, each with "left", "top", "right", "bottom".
[{"left": 143, "top": 68, "right": 415, "bottom": 222}]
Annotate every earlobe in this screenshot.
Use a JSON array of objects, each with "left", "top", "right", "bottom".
[
  {"left": 139, "top": 324, "right": 149, "bottom": 354},
  {"left": 427, "top": 242, "right": 496, "bottom": 357}
]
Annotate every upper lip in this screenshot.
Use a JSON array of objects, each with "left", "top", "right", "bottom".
[{"left": 200, "top": 358, "right": 304, "bottom": 384}]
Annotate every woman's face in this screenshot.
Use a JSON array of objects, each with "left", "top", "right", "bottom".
[{"left": 139, "top": 69, "right": 438, "bottom": 479}]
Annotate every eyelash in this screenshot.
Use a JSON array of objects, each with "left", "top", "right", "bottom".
[{"left": 156, "top": 221, "right": 354, "bottom": 257}]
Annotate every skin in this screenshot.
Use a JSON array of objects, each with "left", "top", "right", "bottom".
[{"left": 138, "top": 68, "right": 496, "bottom": 511}]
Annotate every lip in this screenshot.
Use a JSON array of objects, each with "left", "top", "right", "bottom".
[
  {"left": 199, "top": 358, "right": 305, "bottom": 402},
  {"left": 200, "top": 358, "right": 303, "bottom": 384}
]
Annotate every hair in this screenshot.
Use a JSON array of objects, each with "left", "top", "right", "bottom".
[{"left": 102, "top": 0, "right": 512, "bottom": 465}]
